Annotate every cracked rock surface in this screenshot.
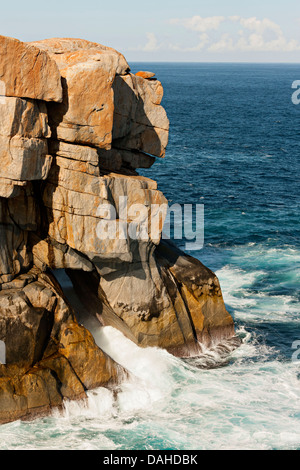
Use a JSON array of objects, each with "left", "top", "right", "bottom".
[{"left": 0, "top": 36, "right": 235, "bottom": 423}]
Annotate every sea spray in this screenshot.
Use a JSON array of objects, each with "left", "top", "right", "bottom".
[
  {"left": 81, "top": 322, "right": 185, "bottom": 412},
  {"left": 1, "top": 320, "right": 300, "bottom": 449}
]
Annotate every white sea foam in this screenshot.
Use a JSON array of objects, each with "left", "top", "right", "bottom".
[
  {"left": 56, "top": 325, "right": 300, "bottom": 450},
  {"left": 0, "top": 322, "right": 299, "bottom": 450},
  {"left": 0, "top": 242, "right": 299, "bottom": 450},
  {"left": 215, "top": 256, "right": 300, "bottom": 323},
  {"left": 89, "top": 324, "right": 187, "bottom": 413}
]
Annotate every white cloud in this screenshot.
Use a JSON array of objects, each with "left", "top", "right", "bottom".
[
  {"left": 229, "top": 16, "right": 240, "bottom": 22},
  {"left": 169, "top": 33, "right": 209, "bottom": 52},
  {"left": 143, "top": 32, "right": 159, "bottom": 52},
  {"left": 169, "top": 15, "right": 300, "bottom": 53},
  {"left": 170, "top": 15, "right": 225, "bottom": 33},
  {"left": 238, "top": 34, "right": 300, "bottom": 52},
  {"left": 129, "top": 32, "right": 161, "bottom": 52},
  {"left": 208, "top": 34, "right": 235, "bottom": 52},
  {"left": 239, "top": 17, "right": 282, "bottom": 36},
  {"left": 128, "top": 16, "right": 300, "bottom": 55}
]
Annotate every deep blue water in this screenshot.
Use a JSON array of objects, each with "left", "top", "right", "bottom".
[
  {"left": 135, "top": 62, "right": 300, "bottom": 362},
  {"left": 0, "top": 63, "right": 299, "bottom": 450}
]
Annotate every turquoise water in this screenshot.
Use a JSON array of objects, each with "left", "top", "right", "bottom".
[{"left": 0, "top": 63, "right": 299, "bottom": 450}]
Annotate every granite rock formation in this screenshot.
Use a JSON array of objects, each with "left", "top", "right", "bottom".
[{"left": 0, "top": 35, "right": 235, "bottom": 423}]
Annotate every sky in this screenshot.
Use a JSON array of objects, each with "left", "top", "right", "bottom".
[{"left": 1, "top": 0, "right": 300, "bottom": 62}]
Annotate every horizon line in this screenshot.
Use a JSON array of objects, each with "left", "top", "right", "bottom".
[{"left": 127, "top": 60, "right": 300, "bottom": 64}]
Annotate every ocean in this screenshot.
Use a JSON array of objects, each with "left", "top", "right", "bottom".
[{"left": 0, "top": 63, "right": 299, "bottom": 450}]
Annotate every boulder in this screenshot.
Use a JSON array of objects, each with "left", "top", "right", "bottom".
[
  {"left": 42, "top": 160, "right": 167, "bottom": 261},
  {"left": 135, "top": 71, "right": 156, "bottom": 79},
  {"left": 0, "top": 96, "right": 52, "bottom": 181},
  {"left": 0, "top": 35, "right": 62, "bottom": 102},
  {"left": 29, "top": 38, "right": 169, "bottom": 159},
  {"left": 30, "top": 235, "right": 94, "bottom": 272},
  {"left": 30, "top": 38, "right": 129, "bottom": 148},
  {"left": 0, "top": 270, "right": 121, "bottom": 423},
  {"left": 113, "top": 73, "right": 169, "bottom": 158},
  {"left": 96, "top": 240, "right": 234, "bottom": 355},
  {"left": 29, "top": 38, "right": 129, "bottom": 75}
]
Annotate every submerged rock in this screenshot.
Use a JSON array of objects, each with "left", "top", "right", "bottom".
[{"left": 0, "top": 35, "right": 236, "bottom": 423}]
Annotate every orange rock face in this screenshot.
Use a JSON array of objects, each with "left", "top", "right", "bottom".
[
  {"left": 29, "top": 39, "right": 169, "bottom": 156},
  {"left": 30, "top": 38, "right": 130, "bottom": 148},
  {"left": 0, "top": 36, "right": 63, "bottom": 102},
  {"left": 29, "top": 38, "right": 129, "bottom": 75},
  {"left": 113, "top": 73, "right": 169, "bottom": 157},
  {"left": 135, "top": 71, "right": 156, "bottom": 79},
  {"left": 0, "top": 35, "right": 237, "bottom": 424}
]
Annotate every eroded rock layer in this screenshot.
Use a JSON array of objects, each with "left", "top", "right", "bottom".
[{"left": 0, "top": 36, "right": 235, "bottom": 423}]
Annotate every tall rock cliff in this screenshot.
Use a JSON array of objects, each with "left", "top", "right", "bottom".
[{"left": 0, "top": 36, "right": 235, "bottom": 423}]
